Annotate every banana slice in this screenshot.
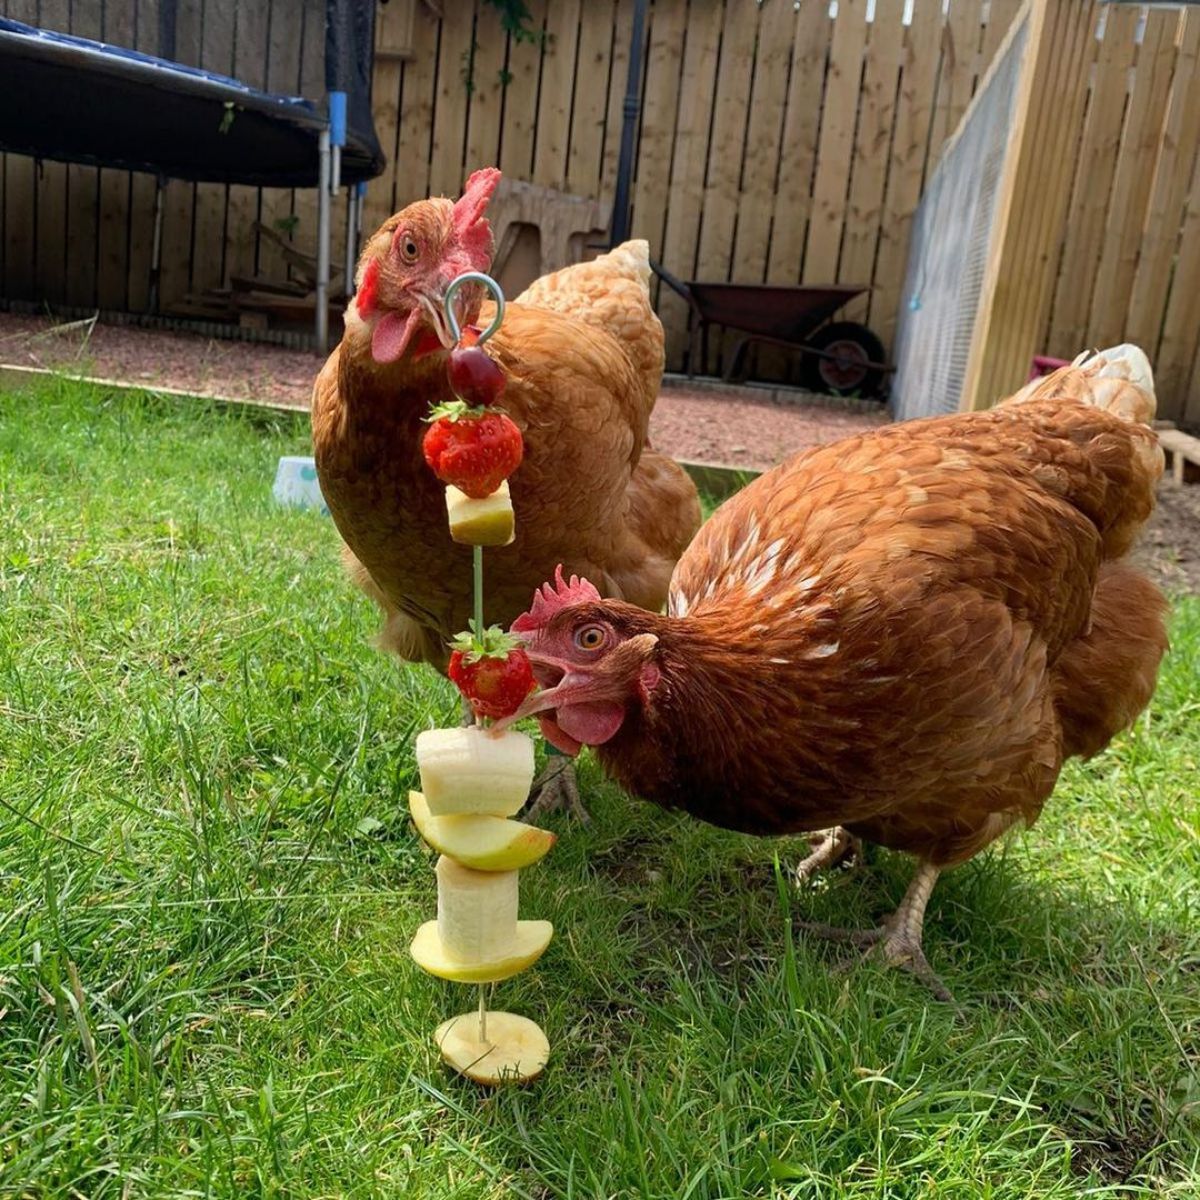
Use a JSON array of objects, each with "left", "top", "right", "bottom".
[
  {"left": 446, "top": 481, "right": 515, "bottom": 546},
  {"left": 435, "top": 1010, "right": 549, "bottom": 1085},
  {"left": 409, "top": 792, "right": 555, "bottom": 871},
  {"left": 416, "top": 727, "right": 535, "bottom": 817},
  {"left": 436, "top": 855, "right": 518, "bottom": 961}
]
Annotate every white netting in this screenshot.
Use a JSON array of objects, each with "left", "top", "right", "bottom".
[{"left": 889, "top": 13, "right": 1029, "bottom": 421}]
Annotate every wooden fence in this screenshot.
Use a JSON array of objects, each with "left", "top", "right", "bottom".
[
  {"left": 1040, "top": 3, "right": 1200, "bottom": 424},
  {"left": 0, "top": 0, "right": 1022, "bottom": 371}
]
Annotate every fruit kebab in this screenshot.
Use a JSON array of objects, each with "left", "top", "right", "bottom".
[{"left": 408, "top": 271, "right": 555, "bottom": 1086}]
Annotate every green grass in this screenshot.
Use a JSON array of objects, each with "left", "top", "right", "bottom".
[{"left": 0, "top": 378, "right": 1197, "bottom": 1199}]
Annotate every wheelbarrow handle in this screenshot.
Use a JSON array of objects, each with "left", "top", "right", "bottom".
[{"left": 649, "top": 259, "right": 692, "bottom": 303}]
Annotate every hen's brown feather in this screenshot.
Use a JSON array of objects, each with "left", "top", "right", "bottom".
[{"left": 596, "top": 356, "right": 1167, "bottom": 867}]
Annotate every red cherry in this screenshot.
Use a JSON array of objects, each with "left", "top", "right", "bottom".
[{"left": 447, "top": 346, "right": 506, "bottom": 407}]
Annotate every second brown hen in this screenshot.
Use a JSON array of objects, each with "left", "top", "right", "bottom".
[{"left": 503, "top": 345, "right": 1169, "bottom": 999}]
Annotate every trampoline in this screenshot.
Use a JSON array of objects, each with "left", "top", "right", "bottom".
[{"left": 0, "top": 2, "right": 385, "bottom": 345}]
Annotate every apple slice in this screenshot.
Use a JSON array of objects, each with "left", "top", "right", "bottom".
[
  {"left": 410, "top": 919, "right": 553, "bottom": 983},
  {"left": 409, "top": 792, "right": 555, "bottom": 871},
  {"left": 446, "top": 481, "right": 514, "bottom": 546},
  {"left": 435, "top": 1010, "right": 549, "bottom": 1086},
  {"left": 416, "top": 726, "right": 534, "bottom": 817}
]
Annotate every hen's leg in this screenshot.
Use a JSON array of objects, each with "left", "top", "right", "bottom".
[
  {"left": 794, "top": 827, "right": 861, "bottom": 884},
  {"left": 523, "top": 752, "right": 591, "bottom": 825},
  {"left": 799, "top": 861, "right": 955, "bottom": 1003}
]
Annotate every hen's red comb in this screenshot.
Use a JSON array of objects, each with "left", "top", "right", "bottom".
[
  {"left": 511, "top": 565, "right": 601, "bottom": 633},
  {"left": 452, "top": 168, "right": 500, "bottom": 235}
]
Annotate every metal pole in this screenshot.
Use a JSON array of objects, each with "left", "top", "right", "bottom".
[
  {"left": 609, "top": 0, "right": 648, "bottom": 247},
  {"left": 316, "top": 127, "right": 332, "bottom": 351},
  {"left": 344, "top": 181, "right": 357, "bottom": 299},
  {"left": 148, "top": 175, "right": 166, "bottom": 313}
]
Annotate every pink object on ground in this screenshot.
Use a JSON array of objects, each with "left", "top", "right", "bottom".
[{"left": 1028, "top": 354, "right": 1070, "bottom": 382}]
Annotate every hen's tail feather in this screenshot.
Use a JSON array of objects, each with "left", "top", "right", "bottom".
[{"left": 1004, "top": 343, "right": 1157, "bottom": 425}]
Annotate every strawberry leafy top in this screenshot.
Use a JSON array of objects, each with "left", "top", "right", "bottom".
[
  {"left": 425, "top": 399, "right": 487, "bottom": 424},
  {"left": 450, "top": 620, "right": 525, "bottom": 664}
]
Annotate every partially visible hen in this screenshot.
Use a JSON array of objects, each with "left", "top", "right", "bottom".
[
  {"left": 505, "top": 345, "right": 1168, "bottom": 998},
  {"left": 311, "top": 169, "right": 701, "bottom": 814}
]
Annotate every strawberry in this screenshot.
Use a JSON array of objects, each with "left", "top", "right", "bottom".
[
  {"left": 422, "top": 401, "right": 523, "bottom": 498},
  {"left": 448, "top": 624, "right": 536, "bottom": 720},
  {"left": 447, "top": 344, "right": 506, "bottom": 407}
]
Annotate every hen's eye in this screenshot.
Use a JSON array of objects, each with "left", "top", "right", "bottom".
[
  {"left": 399, "top": 235, "right": 419, "bottom": 264},
  {"left": 575, "top": 626, "right": 605, "bottom": 651}
]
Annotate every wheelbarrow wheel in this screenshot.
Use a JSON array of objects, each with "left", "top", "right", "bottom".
[{"left": 801, "top": 322, "right": 886, "bottom": 399}]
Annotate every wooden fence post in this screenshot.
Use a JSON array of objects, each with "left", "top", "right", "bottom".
[{"left": 959, "top": 0, "right": 1098, "bottom": 411}]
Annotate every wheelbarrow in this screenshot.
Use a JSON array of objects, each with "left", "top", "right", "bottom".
[{"left": 652, "top": 261, "right": 891, "bottom": 398}]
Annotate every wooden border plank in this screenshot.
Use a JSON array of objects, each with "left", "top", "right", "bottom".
[
  {"left": 765, "top": 0, "right": 835, "bottom": 286},
  {"left": 838, "top": 0, "right": 905, "bottom": 324},
  {"left": 464, "top": 1, "right": 510, "bottom": 182},
  {"left": 1126, "top": 13, "right": 1200, "bottom": 358},
  {"left": 429, "top": 0, "right": 477, "bottom": 198},
  {"left": 532, "top": 0, "right": 582, "bottom": 190},
  {"left": 870, "top": 0, "right": 943, "bottom": 342},
  {"left": 731, "top": 0, "right": 797, "bottom": 285},
  {"left": 803, "top": 0, "right": 869, "bottom": 284},
  {"left": 1086, "top": 9, "right": 1179, "bottom": 350},
  {"left": 565, "top": 0, "right": 614, "bottom": 199},
  {"left": 694, "top": 0, "right": 759, "bottom": 372},
  {"left": 497, "top": 0, "right": 549, "bottom": 182},
  {"left": 961, "top": 0, "right": 1098, "bottom": 410},
  {"left": 659, "top": 0, "right": 725, "bottom": 367},
  {"left": 630, "top": 0, "right": 686, "bottom": 265},
  {"left": 1157, "top": 147, "right": 1200, "bottom": 418},
  {"left": 600, "top": 0, "right": 636, "bottom": 202},
  {"left": 1044, "top": 2, "right": 1136, "bottom": 354}
]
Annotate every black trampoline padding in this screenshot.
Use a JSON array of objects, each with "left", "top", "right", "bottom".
[{"left": 0, "top": 17, "right": 385, "bottom": 186}]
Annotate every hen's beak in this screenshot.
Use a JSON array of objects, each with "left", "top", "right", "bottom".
[
  {"left": 417, "top": 287, "right": 456, "bottom": 348},
  {"left": 492, "top": 651, "right": 596, "bottom": 732}
]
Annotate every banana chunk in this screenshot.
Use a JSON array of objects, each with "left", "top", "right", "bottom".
[
  {"left": 436, "top": 854, "right": 518, "bottom": 962},
  {"left": 446, "top": 481, "right": 515, "bottom": 546},
  {"left": 416, "top": 726, "right": 535, "bottom": 817}
]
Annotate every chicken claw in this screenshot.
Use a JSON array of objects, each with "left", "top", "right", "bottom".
[
  {"left": 794, "top": 826, "right": 861, "bottom": 884},
  {"left": 799, "top": 862, "right": 958, "bottom": 1005},
  {"left": 523, "top": 757, "right": 591, "bottom": 825}
]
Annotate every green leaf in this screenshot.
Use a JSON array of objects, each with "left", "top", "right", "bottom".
[{"left": 425, "top": 399, "right": 485, "bottom": 424}]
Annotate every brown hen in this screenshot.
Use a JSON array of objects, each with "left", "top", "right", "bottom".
[
  {"left": 311, "top": 169, "right": 701, "bottom": 816},
  {"left": 503, "top": 346, "right": 1169, "bottom": 999}
]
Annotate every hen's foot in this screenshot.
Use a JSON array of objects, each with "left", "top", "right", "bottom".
[
  {"left": 794, "top": 827, "right": 861, "bottom": 884},
  {"left": 798, "top": 861, "right": 957, "bottom": 1004},
  {"left": 523, "top": 757, "right": 591, "bottom": 825}
]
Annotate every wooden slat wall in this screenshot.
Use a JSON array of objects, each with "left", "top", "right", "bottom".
[
  {"left": 961, "top": 0, "right": 1097, "bottom": 412},
  {"left": 13, "top": 0, "right": 1200, "bottom": 422},
  {"left": 1038, "top": 4, "right": 1200, "bottom": 423}
]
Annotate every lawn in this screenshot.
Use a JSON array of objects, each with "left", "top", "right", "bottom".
[{"left": 1, "top": 379, "right": 1197, "bottom": 1199}]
